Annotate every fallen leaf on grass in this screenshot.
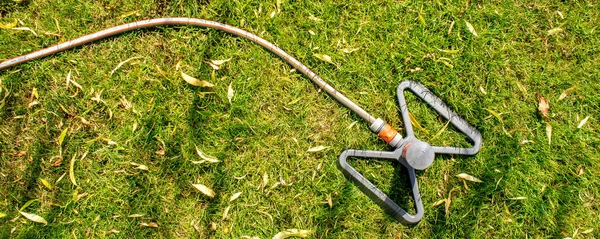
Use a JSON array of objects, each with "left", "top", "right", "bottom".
[
  {"left": 66, "top": 70, "right": 83, "bottom": 91},
  {"left": 229, "top": 192, "right": 243, "bottom": 202},
  {"left": 0, "top": 212, "right": 6, "bottom": 218},
  {"left": 110, "top": 56, "right": 142, "bottom": 75},
  {"left": 19, "top": 199, "right": 38, "bottom": 211},
  {"left": 8, "top": 151, "right": 26, "bottom": 157},
  {"left": 538, "top": 95, "right": 550, "bottom": 119},
  {"left": 128, "top": 214, "right": 145, "bottom": 218},
  {"left": 193, "top": 146, "right": 220, "bottom": 164},
  {"left": 559, "top": 85, "right": 576, "bottom": 100},
  {"left": 577, "top": 116, "right": 590, "bottom": 129},
  {"left": 456, "top": 173, "right": 482, "bottom": 183},
  {"left": 119, "top": 10, "right": 140, "bottom": 19},
  {"left": 546, "top": 122, "right": 552, "bottom": 145},
  {"left": 12, "top": 27, "right": 37, "bottom": 36},
  {"left": 222, "top": 206, "right": 231, "bottom": 220},
  {"left": 39, "top": 178, "right": 52, "bottom": 190},
  {"left": 347, "top": 121, "right": 358, "bottom": 130},
  {"left": 465, "top": 21, "right": 478, "bottom": 37},
  {"left": 485, "top": 108, "right": 504, "bottom": 124},
  {"left": 227, "top": 83, "right": 235, "bottom": 105},
  {"left": 0, "top": 19, "right": 17, "bottom": 29},
  {"left": 515, "top": 81, "right": 527, "bottom": 95},
  {"left": 341, "top": 48, "right": 359, "bottom": 54},
  {"left": 313, "top": 54, "right": 333, "bottom": 64},
  {"left": 69, "top": 154, "right": 77, "bottom": 186},
  {"left": 433, "top": 199, "right": 446, "bottom": 207},
  {"left": 181, "top": 72, "right": 214, "bottom": 87},
  {"left": 106, "top": 228, "right": 120, "bottom": 234},
  {"left": 509, "top": 197, "right": 527, "bottom": 200},
  {"left": 307, "top": 146, "right": 329, "bottom": 152},
  {"left": 58, "top": 127, "right": 68, "bottom": 147},
  {"left": 140, "top": 222, "right": 159, "bottom": 228},
  {"left": 155, "top": 149, "right": 165, "bottom": 155},
  {"left": 262, "top": 173, "right": 269, "bottom": 189},
  {"left": 308, "top": 15, "right": 323, "bottom": 22},
  {"left": 211, "top": 58, "right": 232, "bottom": 66},
  {"left": 547, "top": 28, "right": 563, "bottom": 35},
  {"left": 436, "top": 48, "right": 460, "bottom": 54},
  {"left": 409, "top": 112, "right": 429, "bottom": 134},
  {"left": 135, "top": 165, "right": 149, "bottom": 171},
  {"left": 273, "top": 229, "right": 312, "bottom": 239},
  {"left": 576, "top": 165, "right": 584, "bottom": 176},
  {"left": 192, "top": 184, "right": 215, "bottom": 198},
  {"left": 19, "top": 211, "right": 47, "bottom": 225}
]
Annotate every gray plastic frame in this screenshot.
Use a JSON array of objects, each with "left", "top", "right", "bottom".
[{"left": 337, "top": 80, "right": 482, "bottom": 224}]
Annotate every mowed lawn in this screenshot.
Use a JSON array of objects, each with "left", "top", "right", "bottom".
[{"left": 1, "top": 0, "right": 599, "bottom": 238}]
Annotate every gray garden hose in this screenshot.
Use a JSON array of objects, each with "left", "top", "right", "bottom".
[{"left": 0, "top": 17, "right": 482, "bottom": 224}]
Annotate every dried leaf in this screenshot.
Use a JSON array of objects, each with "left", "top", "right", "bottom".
[
  {"left": 227, "top": 82, "right": 234, "bottom": 105},
  {"left": 576, "top": 165, "right": 584, "bottom": 176},
  {"left": 229, "top": 192, "right": 243, "bottom": 202},
  {"left": 107, "top": 228, "right": 120, "bottom": 234},
  {"left": 192, "top": 184, "right": 215, "bottom": 198},
  {"left": 433, "top": 199, "right": 446, "bottom": 207},
  {"left": 12, "top": 27, "right": 38, "bottom": 36},
  {"left": 577, "top": 116, "right": 590, "bottom": 129},
  {"left": 546, "top": 122, "right": 552, "bottom": 145},
  {"left": 181, "top": 72, "right": 214, "bottom": 87},
  {"left": 465, "top": 21, "right": 478, "bottom": 37},
  {"left": 39, "top": 178, "right": 52, "bottom": 190},
  {"left": 8, "top": 151, "right": 26, "bottom": 157},
  {"left": 581, "top": 228, "right": 593, "bottom": 234},
  {"left": 342, "top": 48, "right": 359, "bottom": 53},
  {"left": 307, "top": 146, "right": 329, "bottom": 152},
  {"left": 408, "top": 112, "right": 430, "bottom": 134},
  {"left": 0, "top": 212, "right": 6, "bottom": 218},
  {"left": 69, "top": 154, "right": 77, "bottom": 186},
  {"left": 194, "top": 146, "right": 220, "bottom": 164},
  {"left": 456, "top": 173, "right": 482, "bottom": 183},
  {"left": 211, "top": 58, "right": 232, "bottom": 66},
  {"left": 485, "top": 108, "right": 504, "bottom": 123},
  {"left": 509, "top": 197, "right": 527, "bottom": 200},
  {"left": 110, "top": 56, "right": 142, "bottom": 75},
  {"left": 313, "top": 54, "right": 333, "bottom": 64},
  {"left": 135, "top": 165, "right": 149, "bottom": 171},
  {"left": 119, "top": 10, "right": 140, "bottom": 19},
  {"left": 140, "top": 222, "right": 159, "bottom": 228},
  {"left": 262, "top": 172, "right": 269, "bottom": 188},
  {"left": 559, "top": 85, "right": 576, "bottom": 100},
  {"left": 308, "top": 16, "right": 323, "bottom": 22},
  {"left": 431, "top": 120, "right": 451, "bottom": 141},
  {"left": 537, "top": 95, "right": 550, "bottom": 119},
  {"left": 222, "top": 205, "right": 231, "bottom": 220},
  {"left": 347, "top": 121, "right": 358, "bottom": 130},
  {"left": 155, "top": 149, "right": 165, "bottom": 155},
  {"left": 547, "top": 28, "right": 563, "bottom": 35},
  {"left": 436, "top": 48, "right": 460, "bottom": 54},
  {"left": 128, "top": 214, "right": 145, "bottom": 218},
  {"left": 210, "top": 222, "right": 217, "bottom": 231},
  {"left": 308, "top": 30, "right": 315, "bottom": 36},
  {"left": 19, "top": 211, "right": 47, "bottom": 225},
  {"left": 273, "top": 229, "right": 312, "bottom": 239}
]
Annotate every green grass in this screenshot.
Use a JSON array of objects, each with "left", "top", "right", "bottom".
[{"left": 1, "top": 0, "right": 599, "bottom": 238}]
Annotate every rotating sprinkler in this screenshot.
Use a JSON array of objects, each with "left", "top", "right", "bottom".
[{"left": 0, "top": 18, "right": 482, "bottom": 224}]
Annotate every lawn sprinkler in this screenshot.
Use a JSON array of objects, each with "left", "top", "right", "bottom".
[{"left": 0, "top": 18, "right": 482, "bottom": 224}]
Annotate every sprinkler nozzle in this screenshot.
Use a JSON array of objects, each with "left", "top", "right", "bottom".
[{"left": 402, "top": 140, "right": 435, "bottom": 170}]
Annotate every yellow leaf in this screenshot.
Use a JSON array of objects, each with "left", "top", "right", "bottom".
[
  {"left": 456, "top": 173, "right": 482, "bottom": 182},
  {"left": 418, "top": 13, "right": 425, "bottom": 24},
  {"left": 111, "top": 56, "right": 142, "bottom": 75},
  {"left": 431, "top": 120, "right": 451, "bottom": 141},
  {"left": 119, "top": 10, "right": 140, "bottom": 19},
  {"left": 211, "top": 58, "right": 232, "bottom": 66},
  {"left": 222, "top": 205, "right": 231, "bottom": 220},
  {"left": 227, "top": 82, "right": 234, "bottom": 105},
  {"left": 408, "top": 112, "right": 430, "bottom": 134},
  {"left": 229, "top": 192, "right": 243, "bottom": 202},
  {"left": 12, "top": 27, "right": 38, "bottom": 36},
  {"left": 547, "top": 28, "right": 563, "bottom": 35},
  {"left": 313, "top": 54, "right": 333, "bottom": 64},
  {"left": 509, "top": 197, "right": 527, "bottom": 200},
  {"left": 140, "top": 222, "right": 159, "bottom": 228},
  {"left": 193, "top": 145, "right": 220, "bottom": 164},
  {"left": 436, "top": 48, "right": 460, "bottom": 54},
  {"left": 273, "top": 229, "right": 312, "bottom": 239},
  {"left": 192, "top": 184, "right": 215, "bottom": 198},
  {"left": 433, "top": 199, "right": 446, "bottom": 207},
  {"left": 559, "top": 85, "right": 576, "bottom": 100},
  {"left": 341, "top": 48, "right": 359, "bottom": 53},
  {"left": 69, "top": 154, "right": 77, "bottom": 186},
  {"left": 19, "top": 199, "right": 38, "bottom": 211},
  {"left": 39, "top": 178, "right": 52, "bottom": 190},
  {"left": 19, "top": 211, "right": 47, "bottom": 225},
  {"left": 58, "top": 127, "right": 68, "bottom": 147},
  {"left": 485, "top": 108, "right": 504, "bottom": 123},
  {"left": 577, "top": 116, "right": 590, "bottom": 129},
  {"left": 128, "top": 214, "right": 145, "bottom": 218},
  {"left": 546, "top": 122, "right": 552, "bottom": 145},
  {"left": 181, "top": 72, "right": 214, "bottom": 87},
  {"left": 0, "top": 212, "right": 6, "bottom": 218},
  {"left": 515, "top": 81, "right": 527, "bottom": 95},
  {"left": 465, "top": 21, "right": 478, "bottom": 37},
  {"left": 307, "top": 145, "right": 329, "bottom": 152},
  {"left": 0, "top": 19, "right": 18, "bottom": 29}
]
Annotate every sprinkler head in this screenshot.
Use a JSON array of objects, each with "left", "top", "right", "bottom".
[{"left": 402, "top": 140, "right": 435, "bottom": 170}]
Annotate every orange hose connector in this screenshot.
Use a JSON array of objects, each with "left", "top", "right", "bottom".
[{"left": 378, "top": 124, "right": 398, "bottom": 143}]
